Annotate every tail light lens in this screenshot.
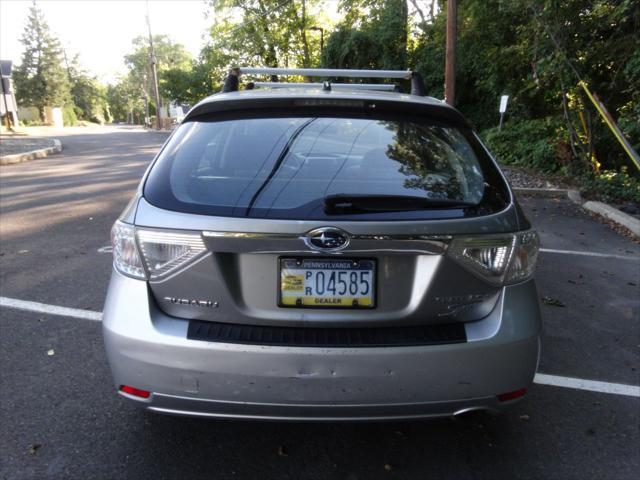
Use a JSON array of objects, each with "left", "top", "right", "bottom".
[
  {"left": 505, "top": 231, "right": 540, "bottom": 284},
  {"left": 448, "top": 230, "right": 540, "bottom": 286},
  {"left": 136, "top": 229, "right": 206, "bottom": 279},
  {"left": 110, "top": 221, "right": 206, "bottom": 280},
  {"left": 111, "top": 221, "right": 145, "bottom": 279}
]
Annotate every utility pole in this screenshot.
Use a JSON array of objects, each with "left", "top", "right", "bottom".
[
  {"left": 444, "top": 0, "right": 457, "bottom": 106},
  {"left": 146, "top": 0, "right": 162, "bottom": 130}
]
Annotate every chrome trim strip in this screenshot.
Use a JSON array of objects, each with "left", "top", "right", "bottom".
[
  {"left": 202, "top": 230, "right": 451, "bottom": 255},
  {"left": 201, "top": 231, "right": 452, "bottom": 242}
]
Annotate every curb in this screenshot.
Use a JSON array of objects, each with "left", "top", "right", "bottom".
[
  {"left": 581, "top": 200, "right": 640, "bottom": 238},
  {"left": 513, "top": 187, "right": 640, "bottom": 239},
  {"left": 0, "top": 139, "right": 63, "bottom": 165}
]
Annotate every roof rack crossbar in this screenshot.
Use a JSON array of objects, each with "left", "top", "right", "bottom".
[
  {"left": 238, "top": 67, "right": 412, "bottom": 79},
  {"left": 252, "top": 82, "right": 397, "bottom": 91},
  {"left": 221, "top": 67, "right": 427, "bottom": 96}
]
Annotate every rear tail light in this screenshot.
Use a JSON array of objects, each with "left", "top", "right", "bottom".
[
  {"left": 136, "top": 229, "right": 206, "bottom": 279},
  {"left": 448, "top": 230, "right": 540, "bottom": 286},
  {"left": 505, "top": 231, "right": 540, "bottom": 284},
  {"left": 111, "top": 221, "right": 145, "bottom": 279},
  {"left": 110, "top": 221, "right": 206, "bottom": 280}
]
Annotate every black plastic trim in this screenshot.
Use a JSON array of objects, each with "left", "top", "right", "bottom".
[{"left": 187, "top": 319, "right": 467, "bottom": 347}]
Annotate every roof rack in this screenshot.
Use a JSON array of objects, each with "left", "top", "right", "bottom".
[
  {"left": 221, "top": 67, "right": 427, "bottom": 96},
  {"left": 251, "top": 82, "right": 398, "bottom": 92}
]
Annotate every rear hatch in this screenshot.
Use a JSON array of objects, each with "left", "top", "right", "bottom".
[{"left": 137, "top": 105, "right": 516, "bottom": 328}]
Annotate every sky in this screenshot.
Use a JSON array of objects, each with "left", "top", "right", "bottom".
[{"left": 0, "top": 0, "right": 212, "bottom": 84}]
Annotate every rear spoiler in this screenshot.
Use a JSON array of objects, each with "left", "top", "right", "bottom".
[
  {"left": 183, "top": 94, "right": 470, "bottom": 128},
  {"left": 221, "top": 67, "right": 428, "bottom": 96}
]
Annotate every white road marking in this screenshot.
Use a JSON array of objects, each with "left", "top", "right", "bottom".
[
  {"left": 540, "top": 248, "right": 639, "bottom": 261},
  {"left": 0, "top": 296, "right": 102, "bottom": 321},
  {"left": 534, "top": 373, "right": 640, "bottom": 398},
  {"left": 1, "top": 296, "right": 639, "bottom": 398}
]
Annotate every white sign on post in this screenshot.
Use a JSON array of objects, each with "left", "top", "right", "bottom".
[{"left": 499, "top": 95, "right": 509, "bottom": 113}]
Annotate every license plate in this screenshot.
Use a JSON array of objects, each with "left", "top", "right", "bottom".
[{"left": 279, "top": 258, "right": 376, "bottom": 308}]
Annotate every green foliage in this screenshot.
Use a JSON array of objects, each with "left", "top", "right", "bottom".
[
  {"left": 13, "top": 4, "right": 72, "bottom": 121},
  {"left": 20, "top": 119, "right": 46, "bottom": 127},
  {"left": 583, "top": 168, "right": 640, "bottom": 203},
  {"left": 619, "top": 38, "right": 640, "bottom": 150},
  {"left": 322, "top": 27, "right": 379, "bottom": 70},
  {"left": 107, "top": 77, "right": 146, "bottom": 123},
  {"left": 124, "top": 35, "right": 193, "bottom": 107},
  {"left": 208, "top": 0, "right": 322, "bottom": 70},
  {"left": 68, "top": 59, "right": 111, "bottom": 124},
  {"left": 62, "top": 104, "right": 78, "bottom": 126},
  {"left": 322, "top": 0, "right": 407, "bottom": 71},
  {"left": 482, "top": 118, "right": 569, "bottom": 173}
]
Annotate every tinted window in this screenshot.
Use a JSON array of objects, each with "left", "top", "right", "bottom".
[{"left": 144, "top": 115, "right": 508, "bottom": 220}]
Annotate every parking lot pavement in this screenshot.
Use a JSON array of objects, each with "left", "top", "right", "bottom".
[
  {"left": 518, "top": 195, "right": 640, "bottom": 387},
  {"left": 1, "top": 127, "right": 638, "bottom": 479},
  {"left": 0, "top": 125, "right": 169, "bottom": 311}
]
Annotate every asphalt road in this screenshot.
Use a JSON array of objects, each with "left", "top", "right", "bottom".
[{"left": 1, "top": 126, "right": 639, "bottom": 480}]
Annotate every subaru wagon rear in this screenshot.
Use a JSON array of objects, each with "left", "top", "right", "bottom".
[{"left": 102, "top": 67, "right": 541, "bottom": 421}]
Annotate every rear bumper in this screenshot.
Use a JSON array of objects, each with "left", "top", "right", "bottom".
[{"left": 102, "top": 270, "right": 541, "bottom": 421}]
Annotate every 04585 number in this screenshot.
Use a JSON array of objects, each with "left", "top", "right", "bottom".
[{"left": 307, "top": 270, "right": 371, "bottom": 296}]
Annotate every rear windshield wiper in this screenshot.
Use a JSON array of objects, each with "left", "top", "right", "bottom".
[{"left": 324, "top": 194, "right": 476, "bottom": 214}]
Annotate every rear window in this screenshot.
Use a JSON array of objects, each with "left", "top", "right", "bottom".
[{"left": 144, "top": 114, "right": 509, "bottom": 220}]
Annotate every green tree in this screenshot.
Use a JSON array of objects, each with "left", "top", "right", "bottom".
[
  {"left": 206, "top": 0, "right": 322, "bottom": 71},
  {"left": 412, "top": 0, "right": 639, "bottom": 172},
  {"left": 161, "top": 44, "right": 232, "bottom": 105},
  {"left": 322, "top": 0, "right": 408, "bottom": 71},
  {"left": 13, "top": 4, "right": 72, "bottom": 122},
  {"left": 124, "top": 35, "right": 193, "bottom": 111},
  {"left": 107, "top": 76, "right": 146, "bottom": 123},
  {"left": 66, "top": 55, "right": 111, "bottom": 124}
]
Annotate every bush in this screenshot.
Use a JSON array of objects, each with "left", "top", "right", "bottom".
[
  {"left": 481, "top": 118, "right": 569, "bottom": 173},
  {"left": 583, "top": 167, "right": 640, "bottom": 204},
  {"left": 62, "top": 105, "right": 78, "bottom": 126},
  {"left": 21, "top": 119, "right": 46, "bottom": 126}
]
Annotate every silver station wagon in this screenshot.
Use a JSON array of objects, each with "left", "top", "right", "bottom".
[{"left": 103, "top": 67, "right": 541, "bottom": 421}]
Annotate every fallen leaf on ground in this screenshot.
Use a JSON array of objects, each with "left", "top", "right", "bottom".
[
  {"left": 27, "top": 444, "right": 42, "bottom": 455},
  {"left": 541, "top": 296, "right": 566, "bottom": 307},
  {"left": 384, "top": 464, "right": 393, "bottom": 472},
  {"left": 519, "top": 414, "right": 530, "bottom": 421}
]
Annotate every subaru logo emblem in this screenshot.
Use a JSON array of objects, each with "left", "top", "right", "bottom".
[{"left": 303, "top": 227, "right": 350, "bottom": 252}]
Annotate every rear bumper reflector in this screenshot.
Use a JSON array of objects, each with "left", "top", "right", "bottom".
[
  {"left": 187, "top": 320, "right": 466, "bottom": 348},
  {"left": 120, "top": 385, "right": 151, "bottom": 398},
  {"left": 497, "top": 388, "right": 527, "bottom": 402}
]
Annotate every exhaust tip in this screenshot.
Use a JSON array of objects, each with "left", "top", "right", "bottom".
[{"left": 452, "top": 406, "right": 491, "bottom": 417}]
